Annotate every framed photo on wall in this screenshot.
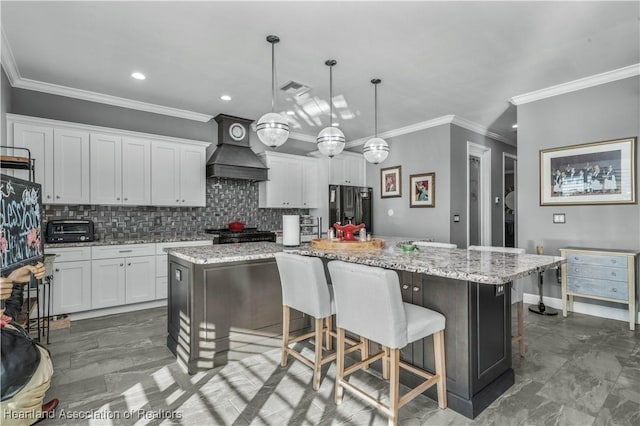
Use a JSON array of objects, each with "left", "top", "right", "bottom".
[
  {"left": 540, "top": 137, "right": 636, "bottom": 206},
  {"left": 409, "top": 172, "right": 436, "bottom": 208},
  {"left": 381, "top": 165, "right": 402, "bottom": 198}
]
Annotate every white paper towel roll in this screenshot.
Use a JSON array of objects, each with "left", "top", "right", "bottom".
[{"left": 282, "top": 215, "right": 300, "bottom": 246}]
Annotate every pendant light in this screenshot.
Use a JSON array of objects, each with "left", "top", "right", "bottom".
[
  {"left": 363, "top": 78, "right": 389, "bottom": 164},
  {"left": 317, "top": 59, "right": 345, "bottom": 158},
  {"left": 256, "top": 35, "right": 289, "bottom": 148}
]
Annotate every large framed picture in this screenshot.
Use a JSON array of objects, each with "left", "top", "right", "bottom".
[
  {"left": 381, "top": 165, "right": 402, "bottom": 198},
  {"left": 409, "top": 172, "right": 435, "bottom": 208},
  {"left": 540, "top": 137, "right": 636, "bottom": 206}
]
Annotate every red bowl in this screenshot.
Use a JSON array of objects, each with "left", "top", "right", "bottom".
[{"left": 228, "top": 221, "right": 245, "bottom": 232}]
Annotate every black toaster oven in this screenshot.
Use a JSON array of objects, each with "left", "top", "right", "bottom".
[{"left": 46, "top": 219, "right": 95, "bottom": 243}]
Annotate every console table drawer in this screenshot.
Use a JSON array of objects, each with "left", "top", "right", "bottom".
[
  {"left": 567, "top": 263, "right": 627, "bottom": 282},
  {"left": 566, "top": 253, "right": 627, "bottom": 268},
  {"left": 567, "top": 276, "right": 628, "bottom": 301}
]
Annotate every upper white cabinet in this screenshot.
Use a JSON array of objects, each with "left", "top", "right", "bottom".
[
  {"left": 53, "top": 128, "right": 91, "bottom": 204},
  {"left": 6, "top": 114, "right": 209, "bottom": 207},
  {"left": 90, "top": 134, "right": 152, "bottom": 205},
  {"left": 258, "top": 152, "right": 312, "bottom": 208},
  {"left": 151, "top": 141, "right": 206, "bottom": 207},
  {"left": 10, "top": 123, "right": 54, "bottom": 201},
  {"left": 301, "top": 158, "right": 320, "bottom": 208},
  {"left": 329, "top": 152, "right": 365, "bottom": 186}
]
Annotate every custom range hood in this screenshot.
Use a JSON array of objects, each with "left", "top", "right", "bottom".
[{"left": 206, "top": 114, "right": 268, "bottom": 181}]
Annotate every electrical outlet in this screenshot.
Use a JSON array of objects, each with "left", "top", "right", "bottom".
[{"left": 154, "top": 216, "right": 162, "bottom": 226}]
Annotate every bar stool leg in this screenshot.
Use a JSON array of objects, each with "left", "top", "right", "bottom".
[
  {"left": 281, "top": 306, "right": 290, "bottom": 367},
  {"left": 517, "top": 301, "right": 525, "bottom": 357},
  {"left": 335, "top": 327, "right": 345, "bottom": 404},
  {"left": 361, "top": 336, "right": 369, "bottom": 370},
  {"left": 389, "top": 348, "right": 400, "bottom": 426},
  {"left": 433, "top": 330, "right": 447, "bottom": 409},
  {"left": 382, "top": 346, "right": 390, "bottom": 380},
  {"left": 313, "top": 318, "right": 323, "bottom": 390},
  {"left": 325, "top": 315, "right": 333, "bottom": 351}
]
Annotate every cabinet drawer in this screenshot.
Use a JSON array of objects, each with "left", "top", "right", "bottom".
[
  {"left": 156, "top": 255, "right": 168, "bottom": 277},
  {"left": 566, "top": 253, "right": 627, "bottom": 268},
  {"left": 567, "top": 276, "right": 628, "bottom": 301},
  {"left": 46, "top": 246, "right": 91, "bottom": 262},
  {"left": 92, "top": 244, "right": 156, "bottom": 260},
  {"left": 567, "top": 263, "right": 627, "bottom": 282},
  {"left": 155, "top": 240, "right": 212, "bottom": 255}
]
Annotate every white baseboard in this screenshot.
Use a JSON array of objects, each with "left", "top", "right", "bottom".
[
  {"left": 524, "top": 293, "right": 639, "bottom": 325},
  {"left": 69, "top": 299, "right": 167, "bottom": 321}
]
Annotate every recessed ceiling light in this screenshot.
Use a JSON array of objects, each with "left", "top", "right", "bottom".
[
  {"left": 220, "top": 95, "right": 232, "bottom": 101},
  {"left": 512, "top": 124, "right": 518, "bottom": 129},
  {"left": 286, "top": 110, "right": 296, "bottom": 116},
  {"left": 332, "top": 122, "right": 340, "bottom": 127},
  {"left": 131, "top": 72, "right": 146, "bottom": 80}
]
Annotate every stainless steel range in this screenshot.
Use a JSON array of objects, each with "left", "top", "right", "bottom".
[{"left": 205, "top": 227, "right": 276, "bottom": 244}]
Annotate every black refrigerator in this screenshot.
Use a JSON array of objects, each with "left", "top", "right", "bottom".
[{"left": 328, "top": 185, "right": 373, "bottom": 233}]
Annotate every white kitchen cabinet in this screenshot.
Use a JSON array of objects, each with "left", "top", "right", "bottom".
[
  {"left": 151, "top": 141, "right": 206, "bottom": 207},
  {"left": 90, "top": 133, "right": 122, "bottom": 205},
  {"left": 10, "top": 122, "right": 54, "bottom": 201},
  {"left": 301, "top": 158, "right": 320, "bottom": 208},
  {"left": 53, "top": 128, "right": 91, "bottom": 204},
  {"left": 91, "top": 258, "right": 126, "bottom": 308},
  {"left": 329, "top": 153, "right": 365, "bottom": 186},
  {"left": 125, "top": 255, "right": 157, "bottom": 304},
  {"left": 258, "top": 152, "right": 305, "bottom": 208},
  {"left": 90, "top": 135, "right": 151, "bottom": 205},
  {"left": 48, "top": 247, "right": 92, "bottom": 316}
]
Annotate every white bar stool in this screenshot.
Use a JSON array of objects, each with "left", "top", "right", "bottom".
[
  {"left": 274, "top": 253, "right": 363, "bottom": 390},
  {"left": 413, "top": 241, "right": 457, "bottom": 248},
  {"left": 468, "top": 245, "right": 526, "bottom": 357},
  {"left": 328, "top": 260, "right": 447, "bottom": 426}
]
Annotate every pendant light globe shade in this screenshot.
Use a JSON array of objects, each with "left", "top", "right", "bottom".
[
  {"left": 363, "top": 137, "right": 389, "bottom": 164},
  {"left": 256, "top": 112, "right": 289, "bottom": 148},
  {"left": 317, "top": 126, "right": 345, "bottom": 158}
]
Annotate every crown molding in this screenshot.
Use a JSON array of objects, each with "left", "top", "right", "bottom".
[
  {"left": 345, "top": 115, "right": 456, "bottom": 148},
  {"left": 1, "top": 28, "right": 20, "bottom": 85},
  {"left": 450, "top": 116, "right": 512, "bottom": 145},
  {"left": 288, "top": 131, "right": 316, "bottom": 144},
  {"left": 11, "top": 78, "right": 213, "bottom": 122},
  {"left": 510, "top": 63, "right": 640, "bottom": 106}
]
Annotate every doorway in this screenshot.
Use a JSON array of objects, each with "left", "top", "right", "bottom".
[
  {"left": 467, "top": 142, "right": 492, "bottom": 247},
  {"left": 503, "top": 153, "right": 517, "bottom": 247}
]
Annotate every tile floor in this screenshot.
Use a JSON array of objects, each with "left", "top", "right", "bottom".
[{"left": 41, "top": 306, "right": 639, "bottom": 425}]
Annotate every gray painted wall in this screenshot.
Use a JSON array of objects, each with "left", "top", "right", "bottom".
[
  {"left": 449, "top": 125, "right": 517, "bottom": 248},
  {"left": 1, "top": 69, "right": 11, "bottom": 146},
  {"left": 518, "top": 76, "right": 640, "bottom": 298},
  {"left": 365, "top": 124, "right": 451, "bottom": 240}
]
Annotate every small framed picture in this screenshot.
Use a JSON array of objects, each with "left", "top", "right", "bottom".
[
  {"left": 381, "top": 166, "right": 402, "bottom": 198},
  {"left": 409, "top": 172, "right": 435, "bottom": 208}
]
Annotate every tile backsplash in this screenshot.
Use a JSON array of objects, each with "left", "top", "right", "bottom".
[{"left": 43, "top": 177, "right": 308, "bottom": 241}]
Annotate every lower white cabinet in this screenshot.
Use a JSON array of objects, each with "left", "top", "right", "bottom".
[
  {"left": 91, "top": 258, "right": 126, "bottom": 308},
  {"left": 49, "top": 247, "right": 92, "bottom": 316}
]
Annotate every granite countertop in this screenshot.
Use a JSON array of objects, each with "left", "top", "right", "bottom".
[
  {"left": 163, "top": 237, "right": 564, "bottom": 285},
  {"left": 286, "top": 237, "right": 565, "bottom": 285},
  {"left": 44, "top": 234, "right": 213, "bottom": 248},
  {"left": 165, "top": 242, "right": 283, "bottom": 264}
]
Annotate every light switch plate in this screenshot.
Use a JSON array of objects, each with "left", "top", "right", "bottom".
[
  {"left": 553, "top": 213, "right": 566, "bottom": 224},
  {"left": 453, "top": 214, "right": 460, "bottom": 223}
]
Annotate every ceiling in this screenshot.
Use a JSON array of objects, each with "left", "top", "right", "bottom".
[{"left": 2, "top": 1, "right": 639, "bottom": 146}]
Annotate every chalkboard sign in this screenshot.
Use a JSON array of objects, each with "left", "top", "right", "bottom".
[{"left": 0, "top": 174, "right": 44, "bottom": 274}]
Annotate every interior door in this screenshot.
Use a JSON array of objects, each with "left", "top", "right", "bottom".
[
  {"left": 467, "top": 142, "right": 491, "bottom": 247},
  {"left": 503, "top": 154, "right": 517, "bottom": 247}
]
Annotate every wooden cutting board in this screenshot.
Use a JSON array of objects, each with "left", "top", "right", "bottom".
[{"left": 310, "top": 238, "right": 385, "bottom": 250}]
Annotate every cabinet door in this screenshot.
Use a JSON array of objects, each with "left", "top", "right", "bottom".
[
  {"left": 286, "top": 159, "right": 303, "bottom": 207},
  {"left": 91, "top": 258, "right": 126, "bottom": 308},
  {"left": 329, "top": 156, "right": 347, "bottom": 185},
  {"left": 12, "top": 123, "right": 54, "bottom": 202},
  {"left": 53, "top": 129, "right": 90, "bottom": 204},
  {"left": 90, "top": 133, "right": 122, "bottom": 205},
  {"left": 52, "top": 260, "right": 91, "bottom": 315},
  {"left": 151, "top": 141, "right": 181, "bottom": 206},
  {"left": 346, "top": 156, "right": 365, "bottom": 186},
  {"left": 264, "top": 156, "right": 290, "bottom": 207},
  {"left": 179, "top": 145, "right": 206, "bottom": 207},
  {"left": 122, "top": 137, "right": 151, "bottom": 205},
  {"left": 156, "top": 276, "right": 168, "bottom": 300},
  {"left": 302, "top": 159, "right": 319, "bottom": 208},
  {"left": 125, "top": 255, "right": 156, "bottom": 304}
]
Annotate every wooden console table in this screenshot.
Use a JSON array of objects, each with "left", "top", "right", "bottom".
[{"left": 560, "top": 247, "right": 639, "bottom": 330}]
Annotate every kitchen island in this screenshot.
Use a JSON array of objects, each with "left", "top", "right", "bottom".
[{"left": 166, "top": 240, "right": 563, "bottom": 419}]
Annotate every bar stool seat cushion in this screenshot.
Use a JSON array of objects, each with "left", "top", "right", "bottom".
[{"left": 404, "top": 303, "right": 446, "bottom": 344}]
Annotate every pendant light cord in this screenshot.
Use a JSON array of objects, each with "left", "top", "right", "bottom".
[
  {"left": 374, "top": 83, "right": 378, "bottom": 137},
  {"left": 271, "top": 41, "right": 276, "bottom": 113},
  {"left": 329, "top": 65, "right": 333, "bottom": 125}
]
